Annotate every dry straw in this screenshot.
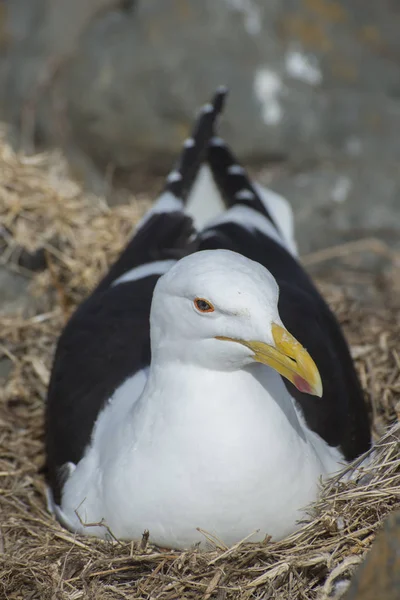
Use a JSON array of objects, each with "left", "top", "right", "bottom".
[{"left": 0, "top": 128, "right": 399, "bottom": 599}]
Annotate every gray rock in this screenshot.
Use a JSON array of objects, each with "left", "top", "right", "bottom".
[
  {"left": 45, "top": 1, "right": 400, "bottom": 167},
  {"left": 265, "top": 159, "right": 400, "bottom": 254},
  {"left": 343, "top": 510, "right": 400, "bottom": 600},
  {"left": 2, "top": 0, "right": 400, "bottom": 160},
  {"left": 0, "top": 266, "right": 32, "bottom": 315},
  {"left": 0, "top": 357, "right": 12, "bottom": 382},
  {"left": 0, "top": 0, "right": 400, "bottom": 251}
]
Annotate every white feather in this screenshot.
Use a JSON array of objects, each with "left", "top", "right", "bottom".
[
  {"left": 185, "top": 165, "right": 226, "bottom": 229},
  {"left": 111, "top": 260, "right": 176, "bottom": 287},
  {"left": 253, "top": 182, "right": 298, "bottom": 256},
  {"left": 133, "top": 191, "right": 184, "bottom": 234},
  {"left": 207, "top": 204, "right": 286, "bottom": 251}
]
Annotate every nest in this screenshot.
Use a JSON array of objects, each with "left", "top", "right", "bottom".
[{"left": 1, "top": 127, "right": 400, "bottom": 600}]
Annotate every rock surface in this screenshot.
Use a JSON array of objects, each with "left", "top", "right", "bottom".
[
  {"left": 0, "top": 266, "right": 32, "bottom": 316},
  {"left": 0, "top": 267, "right": 33, "bottom": 374},
  {"left": 343, "top": 510, "right": 400, "bottom": 600},
  {"left": 0, "top": 0, "right": 399, "bottom": 251}
]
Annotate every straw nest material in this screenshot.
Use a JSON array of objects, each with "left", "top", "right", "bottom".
[{"left": 1, "top": 127, "right": 400, "bottom": 600}]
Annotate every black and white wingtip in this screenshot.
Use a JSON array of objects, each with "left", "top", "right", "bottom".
[
  {"left": 164, "top": 86, "right": 229, "bottom": 201},
  {"left": 207, "top": 133, "right": 279, "bottom": 231}
]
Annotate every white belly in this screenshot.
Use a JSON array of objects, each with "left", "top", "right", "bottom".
[{"left": 58, "top": 366, "right": 343, "bottom": 549}]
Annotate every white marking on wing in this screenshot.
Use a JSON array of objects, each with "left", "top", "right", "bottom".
[
  {"left": 134, "top": 191, "right": 184, "bottom": 233},
  {"left": 111, "top": 260, "right": 177, "bottom": 287},
  {"left": 206, "top": 204, "right": 285, "bottom": 249},
  {"left": 202, "top": 103, "right": 214, "bottom": 113},
  {"left": 228, "top": 164, "right": 246, "bottom": 175},
  {"left": 253, "top": 183, "right": 298, "bottom": 256},
  {"left": 235, "top": 189, "right": 255, "bottom": 201},
  {"left": 167, "top": 170, "right": 182, "bottom": 183}
]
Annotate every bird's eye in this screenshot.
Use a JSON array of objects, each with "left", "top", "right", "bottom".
[{"left": 194, "top": 298, "right": 214, "bottom": 313}]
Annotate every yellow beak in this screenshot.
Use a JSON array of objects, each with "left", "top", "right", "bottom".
[{"left": 216, "top": 323, "right": 323, "bottom": 397}]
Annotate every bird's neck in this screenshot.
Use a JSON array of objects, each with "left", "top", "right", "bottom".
[{"left": 130, "top": 360, "right": 308, "bottom": 456}]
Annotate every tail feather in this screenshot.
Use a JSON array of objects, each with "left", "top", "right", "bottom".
[
  {"left": 135, "top": 87, "right": 297, "bottom": 263},
  {"left": 207, "top": 136, "right": 279, "bottom": 230},
  {"left": 205, "top": 136, "right": 298, "bottom": 256},
  {"left": 134, "top": 86, "right": 228, "bottom": 234},
  {"left": 164, "top": 86, "right": 228, "bottom": 201}
]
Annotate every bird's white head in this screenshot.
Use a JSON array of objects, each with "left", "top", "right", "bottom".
[{"left": 151, "top": 249, "right": 322, "bottom": 397}]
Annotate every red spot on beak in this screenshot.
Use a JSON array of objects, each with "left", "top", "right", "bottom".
[{"left": 293, "top": 375, "right": 313, "bottom": 395}]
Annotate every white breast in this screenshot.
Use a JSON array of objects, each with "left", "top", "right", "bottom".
[{"left": 58, "top": 363, "right": 343, "bottom": 549}]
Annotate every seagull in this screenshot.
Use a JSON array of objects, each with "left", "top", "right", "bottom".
[{"left": 45, "top": 88, "right": 371, "bottom": 550}]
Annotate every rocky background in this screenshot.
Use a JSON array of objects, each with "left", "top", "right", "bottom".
[
  {"left": 0, "top": 0, "right": 399, "bottom": 253},
  {"left": 0, "top": 2, "right": 400, "bottom": 597}
]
